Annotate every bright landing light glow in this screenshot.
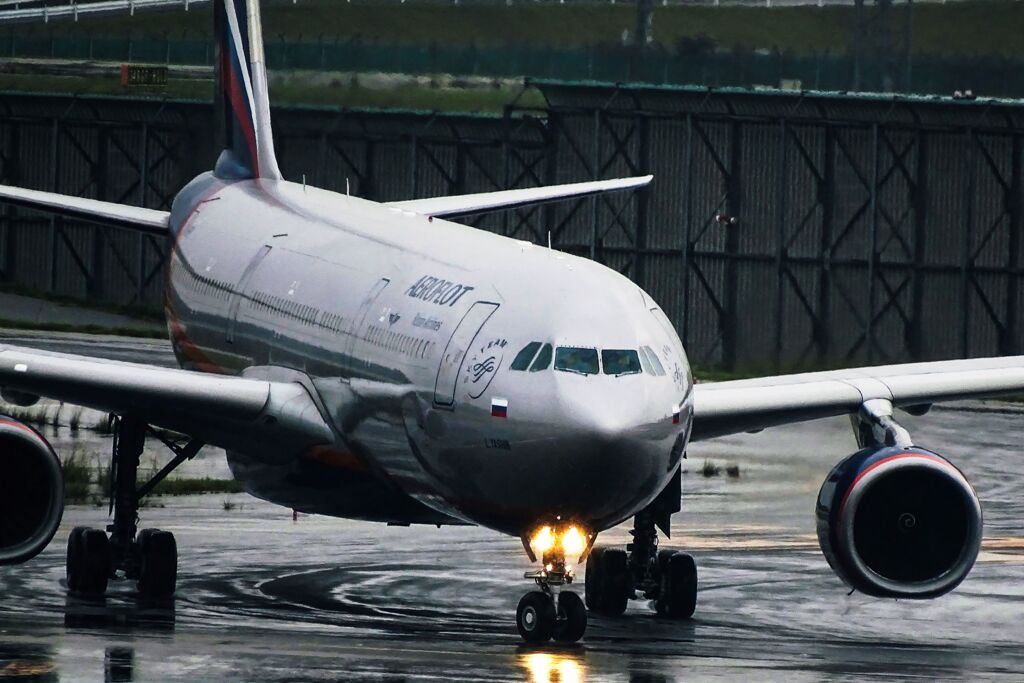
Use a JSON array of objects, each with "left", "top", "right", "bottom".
[
  {"left": 531, "top": 526, "right": 555, "bottom": 554},
  {"left": 530, "top": 524, "right": 589, "bottom": 559},
  {"left": 561, "top": 526, "right": 586, "bottom": 557}
]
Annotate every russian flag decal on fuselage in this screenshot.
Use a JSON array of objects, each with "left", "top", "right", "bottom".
[{"left": 491, "top": 398, "right": 509, "bottom": 418}]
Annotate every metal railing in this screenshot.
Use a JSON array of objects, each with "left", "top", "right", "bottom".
[
  {"left": 0, "top": 0, "right": 988, "bottom": 24},
  {"left": 0, "top": 0, "right": 207, "bottom": 23}
]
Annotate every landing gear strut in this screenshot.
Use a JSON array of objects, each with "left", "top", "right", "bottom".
[
  {"left": 66, "top": 415, "right": 203, "bottom": 599},
  {"left": 586, "top": 468, "right": 698, "bottom": 619},
  {"left": 516, "top": 547, "right": 587, "bottom": 644}
]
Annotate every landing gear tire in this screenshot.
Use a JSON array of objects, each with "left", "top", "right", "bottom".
[
  {"left": 67, "top": 527, "right": 110, "bottom": 596},
  {"left": 517, "top": 591, "right": 556, "bottom": 643},
  {"left": 655, "top": 550, "right": 697, "bottom": 619},
  {"left": 137, "top": 529, "right": 177, "bottom": 599},
  {"left": 585, "top": 546, "right": 630, "bottom": 617},
  {"left": 552, "top": 592, "right": 587, "bottom": 644}
]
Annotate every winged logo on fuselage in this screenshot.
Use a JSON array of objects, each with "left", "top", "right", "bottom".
[{"left": 464, "top": 338, "right": 508, "bottom": 399}]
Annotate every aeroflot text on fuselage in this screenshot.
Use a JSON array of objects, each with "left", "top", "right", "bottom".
[{"left": 405, "top": 275, "right": 475, "bottom": 307}]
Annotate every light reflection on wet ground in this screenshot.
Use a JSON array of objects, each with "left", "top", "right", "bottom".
[{"left": 1, "top": 333, "right": 1023, "bottom": 680}]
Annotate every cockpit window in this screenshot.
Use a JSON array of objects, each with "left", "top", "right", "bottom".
[
  {"left": 510, "top": 342, "right": 542, "bottom": 371},
  {"left": 554, "top": 347, "right": 600, "bottom": 375},
  {"left": 530, "top": 343, "right": 553, "bottom": 372},
  {"left": 637, "top": 348, "right": 654, "bottom": 375},
  {"left": 602, "top": 349, "right": 642, "bottom": 376},
  {"left": 640, "top": 346, "right": 666, "bottom": 376}
]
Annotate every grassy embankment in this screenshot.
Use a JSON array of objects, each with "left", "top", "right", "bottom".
[
  {"left": 4, "top": 1, "right": 1022, "bottom": 109},
  {"left": 17, "top": 1, "right": 1024, "bottom": 57},
  {"left": 0, "top": 73, "right": 545, "bottom": 112}
]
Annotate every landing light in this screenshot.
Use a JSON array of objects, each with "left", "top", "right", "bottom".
[
  {"left": 531, "top": 526, "right": 555, "bottom": 554},
  {"left": 562, "top": 526, "right": 586, "bottom": 557},
  {"left": 529, "top": 524, "right": 590, "bottom": 561}
]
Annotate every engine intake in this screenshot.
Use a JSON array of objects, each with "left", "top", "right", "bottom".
[
  {"left": 0, "top": 418, "right": 64, "bottom": 565},
  {"left": 816, "top": 446, "right": 982, "bottom": 599}
]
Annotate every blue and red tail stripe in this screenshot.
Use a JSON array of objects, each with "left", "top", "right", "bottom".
[{"left": 215, "top": 0, "right": 261, "bottom": 178}]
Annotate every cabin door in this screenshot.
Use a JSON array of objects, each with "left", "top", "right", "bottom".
[{"left": 433, "top": 301, "right": 499, "bottom": 408}]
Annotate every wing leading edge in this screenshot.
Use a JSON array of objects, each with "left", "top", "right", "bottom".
[
  {"left": 387, "top": 175, "right": 653, "bottom": 219},
  {"left": 691, "top": 355, "right": 1024, "bottom": 441},
  {"left": 0, "top": 184, "right": 169, "bottom": 234},
  {"left": 0, "top": 344, "right": 333, "bottom": 455}
]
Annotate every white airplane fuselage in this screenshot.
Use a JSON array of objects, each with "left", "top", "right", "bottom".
[{"left": 165, "top": 172, "right": 693, "bottom": 538}]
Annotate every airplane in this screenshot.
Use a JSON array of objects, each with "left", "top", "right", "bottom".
[{"left": 0, "top": 0, "right": 1020, "bottom": 645}]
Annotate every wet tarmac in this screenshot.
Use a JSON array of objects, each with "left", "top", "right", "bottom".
[{"left": 1, "top": 332, "right": 1023, "bottom": 681}]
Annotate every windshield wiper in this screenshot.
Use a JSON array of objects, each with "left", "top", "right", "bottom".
[{"left": 556, "top": 367, "right": 589, "bottom": 376}]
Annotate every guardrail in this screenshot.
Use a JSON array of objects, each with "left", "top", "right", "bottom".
[
  {"left": 0, "top": 0, "right": 207, "bottom": 23},
  {"left": 0, "top": 0, "right": 987, "bottom": 24}
]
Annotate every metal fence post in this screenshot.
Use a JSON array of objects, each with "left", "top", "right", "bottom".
[
  {"left": 1004, "top": 133, "right": 1022, "bottom": 356},
  {"left": 774, "top": 119, "right": 788, "bottom": 371},
  {"left": 817, "top": 123, "right": 835, "bottom": 365},
  {"left": 723, "top": 120, "right": 742, "bottom": 372},
  {"left": 960, "top": 128, "right": 976, "bottom": 358},
  {"left": 48, "top": 118, "right": 59, "bottom": 293},
  {"left": 681, "top": 113, "right": 694, "bottom": 349},
  {"left": 910, "top": 129, "right": 928, "bottom": 359},
  {"left": 137, "top": 122, "right": 149, "bottom": 303},
  {"left": 866, "top": 122, "right": 879, "bottom": 363}
]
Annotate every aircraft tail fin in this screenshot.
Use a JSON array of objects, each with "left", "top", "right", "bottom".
[{"left": 213, "top": 0, "right": 282, "bottom": 181}]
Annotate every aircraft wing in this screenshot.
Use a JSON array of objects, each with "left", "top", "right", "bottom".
[
  {"left": 691, "top": 356, "right": 1024, "bottom": 441},
  {"left": 387, "top": 175, "right": 652, "bottom": 219},
  {"left": 0, "top": 184, "right": 169, "bottom": 234},
  {"left": 0, "top": 344, "right": 334, "bottom": 453}
]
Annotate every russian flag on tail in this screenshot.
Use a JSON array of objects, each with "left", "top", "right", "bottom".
[{"left": 491, "top": 398, "right": 508, "bottom": 418}]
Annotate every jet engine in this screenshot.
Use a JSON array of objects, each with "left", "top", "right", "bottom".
[
  {"left": 0, "top": 419, "right": 64, "bottom": 565},
  {"left": 816, "top": 446, "right": 982, "bottom": 599}
]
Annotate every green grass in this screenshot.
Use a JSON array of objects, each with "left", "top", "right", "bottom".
[
  {"left": 62, "top": 448, "right": 94, "bottom": 502},
  {"left": 0, "top": 73, "right": 544, "bottom": 113},
  {"left": 700, "top": 460, "right": 722, "bottom": 478},
  {"left": 148, "top": 477, "right": 244, "bottom": 496},
  {"left": 1, "top": 403, "right": 56, "bottom": 428},
  {"left": 13, "top": 0, "right": 1024, "bottom": 58}
]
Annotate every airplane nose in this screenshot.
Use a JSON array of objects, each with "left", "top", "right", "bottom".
[
  {"left": 538, "top": 380, "right": 677, "bottom": 527},
  {"left": 556, "top": 379, "right": 668, "bottom": 441}
]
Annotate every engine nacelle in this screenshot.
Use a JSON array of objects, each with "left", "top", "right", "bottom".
[
  {"left": 0, "top": 418, "right": 64, "bottom": 565},
  {"left": 816, "top": 446, "right": 982, "bottom": 599}
]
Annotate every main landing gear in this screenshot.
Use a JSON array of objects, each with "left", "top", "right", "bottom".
[
  {"left": 586, "top": 467, "right": 697, "bottom": 628},
  {"left": 516, "top": 546, "right": 587, "bottom": 644},
  {"left": 585, "top": 512, "right": 698, "bottom": 620},
  {"left": 66, "top": 415, "right": 204, "bottom": 599}
]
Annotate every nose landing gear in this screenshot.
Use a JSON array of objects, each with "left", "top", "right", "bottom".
[{"left": 516, "top": 549, "right": 587, "bottom": 643}]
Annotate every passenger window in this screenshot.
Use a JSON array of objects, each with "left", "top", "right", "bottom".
[
  {"left": 602, "top": 349, "right": 642, "bottom": 376},
  {"left": 529, "top": 343, "right": 553, "bottom": 372},
  {"left": 555, "top": 347, "right": 599, "bottom": 375},
  {"left": 641, "top": 346, "right": 666, "bottom": 376},
  {"left": 510, "top": 342, "right": 542, "bottom": 371}
]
